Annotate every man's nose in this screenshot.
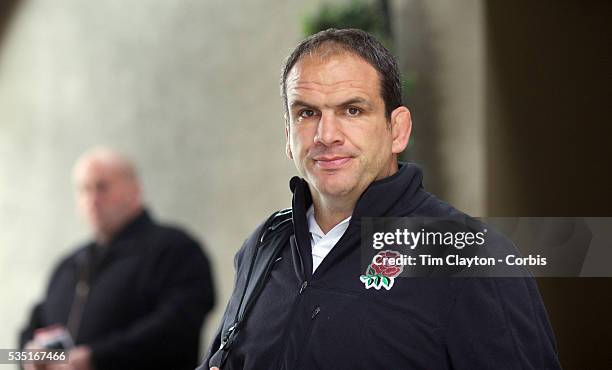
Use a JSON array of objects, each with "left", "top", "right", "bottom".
[
  {"left": 82, "top": 190, "right": 101, "bottom": 208},
  {"left": 314, "top": 111, "right": 344, "bottom": 146}
]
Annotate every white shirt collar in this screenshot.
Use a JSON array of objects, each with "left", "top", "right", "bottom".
[{"left": 306, "top": 205, "right": 351, "bottom": 272}]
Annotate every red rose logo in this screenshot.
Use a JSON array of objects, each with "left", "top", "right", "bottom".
[
  {"left": 371, "top": 250, "right": 403, "bottom": 277},
  {"left": 360, "top": 250, "right": 404, "bottom": 290}
]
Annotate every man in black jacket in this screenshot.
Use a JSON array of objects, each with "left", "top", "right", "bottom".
[
  {"left": 20, "top": 147, "right": 215, "bottom": 370},
  {"left": 201, "top": 29, "right": 561, "bottom": 370}
]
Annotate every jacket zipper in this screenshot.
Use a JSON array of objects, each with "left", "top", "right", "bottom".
[
  {"left": 275, "top": 217, "right": 357, "bottom": 369},
  {"left": 273, "top": 278, "right": 310, "bottom": 369}
]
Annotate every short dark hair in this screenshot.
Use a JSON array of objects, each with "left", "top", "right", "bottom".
[{"left": 280, "top": 28, "right": 402, "bottom": 119}]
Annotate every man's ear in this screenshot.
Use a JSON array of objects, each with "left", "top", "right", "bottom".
[
  {"left": 284, "top": 114, "right": 293, "bottom": 159},
  {"left": 390, "top": 106, "right": 412, "bottom": 154}
]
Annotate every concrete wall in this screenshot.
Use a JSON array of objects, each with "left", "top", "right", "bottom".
[
  {"left": 392, "top": 0, "right": 486, "bottom": 216},
  {"left": 0, "top": 0, "right": 325, "bottom": 359}
]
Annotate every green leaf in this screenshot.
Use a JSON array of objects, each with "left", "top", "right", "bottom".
[
  {"left": 381, "top": 275, "right": 390, "bottom": 287},
  {"left": 365, "top": 277, "right": 375, "bottom": 289}
]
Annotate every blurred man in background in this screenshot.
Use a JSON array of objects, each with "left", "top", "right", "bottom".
[{"left": 20, "top": 147, "right": 215, "bottom": 370}]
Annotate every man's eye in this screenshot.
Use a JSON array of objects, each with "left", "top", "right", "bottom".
[
  {"left": 96, "top": 183, "right": 109, "bottom": 193},
  {"left": 298, "top": 110, "right": 316, "bottom": 119},
  {"left": 347, "top": 107, "right": 361, "bottom": 116}
]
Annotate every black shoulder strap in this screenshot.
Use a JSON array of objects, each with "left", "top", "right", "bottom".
[{"left": 210, "top": 208, "right": 293, "bottom": 368}]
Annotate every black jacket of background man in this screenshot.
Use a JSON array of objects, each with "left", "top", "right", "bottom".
[
  {"left": 20, "top": 210, "right": 216, "bottom": 370},
  {"left": 202, "top": 163, "right": 561, "bottom": 370}
]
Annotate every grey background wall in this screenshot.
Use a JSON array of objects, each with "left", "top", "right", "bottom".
[{"left": 393, "top": 0, "right": 485, "bottom": 215}]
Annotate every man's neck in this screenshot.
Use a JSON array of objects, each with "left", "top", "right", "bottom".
[
  {"left": 307, "top": 161, "right": 400, "bottom": 233},
  {"left": 93, "top": 206, "right": 143, "bottom": 246},
  {"left": 94, "top": 233, "right": 112, "bottom": 246},
  {"left": 311, "top": 194, "right": 355, "bottom": 234}
]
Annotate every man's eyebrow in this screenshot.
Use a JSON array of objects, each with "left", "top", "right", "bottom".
[
  {"left": 338, "top": 97, "right": 371, "bottom": 108},
  {"left": 289, "top": 98, "right": 372, "bottom": 111},
  {"left": 289, "top": 100, "right": 314, "bottom": 110}
]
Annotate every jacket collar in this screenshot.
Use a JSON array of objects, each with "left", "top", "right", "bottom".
[
  {"left": 288, "top": 162, "right": 428, "bottom": 279},
  {"left": 80, "top": 209, "right": 153, "bottom": 276},
  {"left": 96, "top": 208, "right": 153, "bottom": 248}
]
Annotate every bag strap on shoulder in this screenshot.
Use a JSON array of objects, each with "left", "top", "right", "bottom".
[{"left": 211, "top": 208, "right": 293, "bottom": 368}]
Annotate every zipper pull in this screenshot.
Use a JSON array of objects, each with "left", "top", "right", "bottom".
[{"left": 299, "top": 280, "right": 308, "bottom": 294}]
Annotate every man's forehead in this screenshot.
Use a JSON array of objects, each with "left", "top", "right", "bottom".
[
  {"left": 74, "top": 158, "right": 125, "bottom": 184},
  {"left": 286, "top": 52, "right": 381, "bottom": 103},
  {"left": 287, "top": 52, "right": 378, "bottom": 84}
]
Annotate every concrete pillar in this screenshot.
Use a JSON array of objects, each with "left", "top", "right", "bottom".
[{"left": 391, "top": 0, "right": 486, "bottom": 216}]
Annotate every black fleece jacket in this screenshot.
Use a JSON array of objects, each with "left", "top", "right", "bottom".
[
  {"left": 202, "top": 163, "right": 561, "bottom": 370},
  {"left": 20, "top": 210, "right": 215, "bottom": 370}
]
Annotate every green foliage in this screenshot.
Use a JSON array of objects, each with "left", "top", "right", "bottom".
[{"left": 303, "top": 0, "right": 392, "bottom": 51}]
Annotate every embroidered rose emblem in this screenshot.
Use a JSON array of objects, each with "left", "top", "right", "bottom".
[
  {"left": 371, "top": 250, "right": 403, "bottom": 278},
  {"left": 360, "top": 250, "right": 403, "bottom": 290}
]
